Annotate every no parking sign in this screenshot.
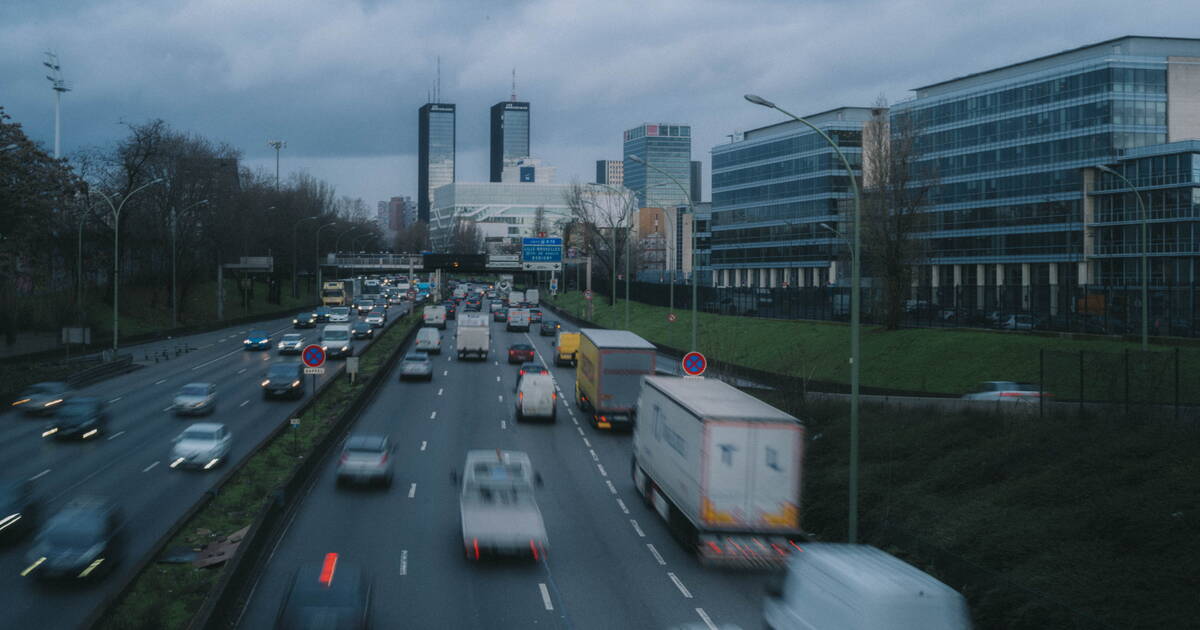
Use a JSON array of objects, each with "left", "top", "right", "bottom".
[{"left": 681, "top": 351, "right": 707, "bottom": 377}]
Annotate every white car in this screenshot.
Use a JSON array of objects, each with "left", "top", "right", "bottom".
[
  {"left": 329, "top": 307, "right": 352, "bottom": 323},
  {"left": 277, "top": 333, "right": 305, "bottom": 354},
  {"left": 365, "top": 311, "right": 386, "bottom": 328},
  {"left": 962, "top": 381, "right": 1042, "bottom": 401},
  {"left": 170, "top": 423, "right": 232, "bottom": 470},
  {"left": 173, "top": 382, "right": 217, "bottom": 416}
]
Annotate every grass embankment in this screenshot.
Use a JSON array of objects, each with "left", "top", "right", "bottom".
[
  {"left": 97, "top": 313, "right": 418, "bottom": 630},
  {"left": 548, "top": 291, "right": 1200, "bottom": 398},
  {"left": 757, "top": 389, "right": 1200, "bottom": 630}
]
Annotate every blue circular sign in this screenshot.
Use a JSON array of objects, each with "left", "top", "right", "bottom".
[
  {"left": 302, "top": 344, "right": 326, "bottom": 368},
  {"left": 682, "top": 351, "right": 706, "bottom": 376}
]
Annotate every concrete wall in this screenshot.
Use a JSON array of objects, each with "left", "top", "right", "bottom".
[{"left": 1168, "top": 57, "right": 1200, "bottom": 142}]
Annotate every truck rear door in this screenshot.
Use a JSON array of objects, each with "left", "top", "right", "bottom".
[
  {"left": 597, "top": 349, "right": 655, "bottom": 412},
  {"left": 702, "top": 421, "right": 803, "bottom": 530}
]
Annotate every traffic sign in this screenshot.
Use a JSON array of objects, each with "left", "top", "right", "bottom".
[
  {"left": 303, "top": 367, "right": 326, "bottom": 375},
  {"left": 584, "top": 290, "right": 593, "bottom": 300},
  {"left": 681, "top": 351, "right": 707, "bottom": 376},
  {"left": 302, "top": 344, "right": 326, "bottom": 368},
  {"left": 290, "top": 417, "right": 300, "bottom": 428},
  {"left": 667, "top": 313, "right": 678, "bottom": 323},
  {"left": 549, "top": 278, "right": 559, "bottom": 292},
  {"left": 521, "top": 237, "right": 563, "bottom": 263},
  {"left": 522, "top": 261, "right": 561, "bottom": 271}
]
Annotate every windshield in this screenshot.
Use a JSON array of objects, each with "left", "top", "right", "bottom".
[
  {"left": 180, "top": 384, "right": 209, "bottom": 396},
  {"left": 404, "top": 354, "right": 426, "bottom": 362},
  {"left": 323, "top": 330, "right": 349, "bottom": 341},
  {"left": 331, "top": 307, "right": 350, "bottom": 315},
  {"left": 248, "top": 330, "right": 268, "bottom": 338},
  {"left": 42, "top": 514, "right": 105, "bottom": 548},
  {"left": 281, "top": 334, "right": 302, "bottom": 342},
  {"left": 322, "top": 289, "right": 343, "bottom": 297},
  {"left": 181, "top": 428, "right": 217, "bottom": 441},
  {"left": 56, "top": 400, "right": 96, "bottom": 417},
  {"left": 267, "top": 365, "right": 298, "bottom": 378}
]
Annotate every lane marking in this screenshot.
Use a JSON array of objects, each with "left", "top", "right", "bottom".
[
  {"left": 240, "top": 400, "right": 250, "bottom": 407},
  {"left": 589, "top": 449, "right": 599, "bottom": 461},
  {"left": 442, "top": 370, "right": 448, "bottom": 376},
  {"left": 420, "top": 441, "right": 427, "bottom": 451},
  {"left": 191, "top": 346, "right": 247, "bottom": 370},
  {"left": 106, "top": 431, "right": 126, "bottom": 441},
  {"left": 408, "top": 483, "right": 417, "bottom": 498},
  {"left": 162, "top": 405, "right": 174, "bottom": 413},
  {"left": 154, "top": 378, "right": 167, "bottom": 385},
  {"left": 539, "top": 583, "right": 553, "bottom": 610},
  {"left": 606, "top": 480, "right": 617, "bottom": 495},
  {"left": 630, "top": 519, "right": 645, "bottom": 537},
  {"left": 494, "top": 361, "right": 498, "bottom": 366},
  {"left": 696, "top": 608, "right": 718, "bottom": 630},
  {"left": 437, "top": 388, "right": 444, "bottom": 396},
  {"left": 498, "top": 395, "right": 504, "bottom": 402},
  {"left": 668, "top": 572, "right": 693, "bottom": 598},
  {"left": 29, "top": 469, "right": 50, "bottom": 481},
  {"left": 142, "top": 461, "right": 159, "bottom": 473},
  {"left": 108, "top": 397, "right": 122, "bottom": 404},
  {"left": 430, "top": 411, "right": 437, "bottom": 420},
  {"left": 597, "top": 464, "right": 608, "bottom": 477},
  {"left": 576, "top": 427, "right": 584, "bottom": 436},
  {"left": 582, "top": 437, "right": 591, "bottom": 448},
  {"left": 647, "top": 543, "right": 666, "bottom": 565},
  {"left": 237, "top": 368, "right": 247, "bottom": 374},
  {"left": 399, "top": 550, "right": 408, "bottom": 575},
  {"left": 501, "top": 420, "right": 507, "bottom": 430},
  {"left": 496, "top": 376, "right": 501, "bottom": 382},
  {"left": 616, "top": 498, "right": 629, "bottom": 514}
]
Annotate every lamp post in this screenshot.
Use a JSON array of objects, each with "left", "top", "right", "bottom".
[
  {"left": 315, "top": 222, "right": 337, "bottom": 294},
  {"left": 292, "top": 216, "right": 319, "bottom": 298},
  {"left": 628, "top": 154, "right": 698, "bottom": 351},
  {"left": 1094, "top": 164, "right": 1149, "bottom": 350},
  {"left": 746, "top": 93, "right": 863, "bottom": 543},
  {"left": 92, "top": 178, "right": 164, "bottom": 352},
  {"left": 171, "top": 199, "right": 210, "bottom": 327}
]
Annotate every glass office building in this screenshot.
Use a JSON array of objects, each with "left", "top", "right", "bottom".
[
  {"left": 490, "top": 101, "right": 530, "bottom": 182},
  {"left": 623, "top": 123, "right": 692, "bottom": 209},
  {"left": 709, "top": 108, "right": 871, "bottom": 288},
  {"left": 418, "top": 103, "right": 456, "bottom": 223}
]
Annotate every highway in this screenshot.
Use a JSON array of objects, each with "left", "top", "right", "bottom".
[
  {"left": 236, "top": 312, "right": 771, "bottom": 630},
  {"left": 0, "top": 308, "right": 398, "bottom": 630}
]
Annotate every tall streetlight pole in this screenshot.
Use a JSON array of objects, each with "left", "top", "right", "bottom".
[
  {"left": 292, "top": 216, "right": 319, "bottom": 298},
  {"left": 335, "top": 227, "right": 359, "bottom": 254},
  {"left": 315, "top": 222, "right": 337, "bottom": 293},
  {"left": 1094, "top": 164, "right": 1149, "bottom": 350},
  {"left": 171, "top": 199, "right": 209, "bottom": 327},
  {"left": 93, "top": 178, "right": 164, "bottom": 353},
  {"left": 746, "top": 94, "right": 863, "bottom": 543},
  {"left": 628, "top": 154, "right": 698, "bottom": 351},
  {"left": 268, "top": 140, "right": 287, "bottom": 190},
  {"left": 43, "top": 52, "right": 70, "bottom": 160}
]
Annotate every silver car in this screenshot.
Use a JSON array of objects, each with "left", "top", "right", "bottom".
[
  {"left": 365, "top": 311, "right": 386, "bottom": 328},
  {"left": 277, "top": 333, "right": 305, "bottom": 354},
  {"left": 962, "top": 381, "right": 1042, "bottom": 402},
  {"left": 336, "top": 434, "right": 394, "bottom": 487},
  {"left": 329, "top": 307, "right": 352, "bottom": 323},
  {"left": 11, "top": 382, "right": 70, "bottom": 416},
  {"left": 399, "top": 351, "right": 433, "bottom": 381},
  {"left": 173, "top": 382, "right": 217, "bottom": 416},
  {"left": 169, "top": 423, "right": 232, "bottom": 470}
]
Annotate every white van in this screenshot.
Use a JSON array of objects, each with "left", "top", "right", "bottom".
[
  {"left": 415, "top": 327, "right": 442, "bottom": 355},
  {"left": 763, "top": 543, "right": 972, "bottom": 630},
  {"left": 507, "top": 308, "right": 531, "bottom": 332},
  {"left": 423, "top": 305, "right": 447, "bottom": 329},
  {"left": 320, "top": 324, "right": 354, "bottom": 358},
  {"left": 516, "top": 373, "right": 557, "bottom": 422}
]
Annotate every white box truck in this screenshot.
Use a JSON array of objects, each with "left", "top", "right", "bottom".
[
  {"left": 456, "top": 312, "right": 490, "bottom": 360},
  {"left": 423, "top": 305, "right": 447, "bottom": 329},
  {"left": 508, "top": 290, "right": 525, "bottom": 306},
  {"left": 525, "top": 289, "right": 539, "bottom": 305},
  {"left": 632, "top": 375, "right": 806, "bottom": 567}
]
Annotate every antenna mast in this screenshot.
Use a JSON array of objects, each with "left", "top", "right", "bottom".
[
  {"left": 511, "top": 68, "right": 516, "bottom": 102},
  {"left": 436, "top": 56, "right": 441, "bottom": 102},
  {"left": 43, "top": 51, "right": 71, "bottom": 159}
]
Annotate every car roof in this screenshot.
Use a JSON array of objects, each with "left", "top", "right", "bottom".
[
  {"left": 405, "top": 351, "right": 429, "bottom": 359},
  {"left": 345, "top": 434, "right": 387, "bottom": 450},
  {"left": 510, "top": 343, "right": 533, "bottom": 349},
  {"left": 184, "top": 422, "right": 225, "bottom": 433},
  {"left": 183, "top": 381, "right": 214, "bottom": 388}
]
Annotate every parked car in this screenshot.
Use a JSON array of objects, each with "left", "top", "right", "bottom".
[
  {"left": 336, "top": 434, "right": 394, "bottom": 488},
  {"left": 399, "top": 352, "right": 433, "bottom": 381},
  {"left": 172, "top": 382, "right": 217, "bottom": 416},
  {"left": 169, "top": 423, "right": 232, "bottom": 470},
  {"left": 962, "top": 381, "right": 1042, "bottom": 401},
  {"left": 11, "top": 382, "right": 70, "bottom": 416}
]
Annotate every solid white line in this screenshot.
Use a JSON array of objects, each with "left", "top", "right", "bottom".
[
  {"left": 240, "top": 400, "right": 250, "bottom": 407},
  {"left": 154, "top": 378, "right": 167, "bottom": 385},
  {"left": 647, "top": 543, "right": 666, "bottom": 566},
  {"left": 408, "top": 483, "right": 417, "bottom": 498},
  {"left": 616, "top": 498, "right": 628, "bottom": 514},
  {"left": 399, "top": 550, "right": 408, "bottom": 575},
  {"left": 696, "top": 608, "right": 718, "bottom": 630},
  {"left": 107, "top": 397, "right": 122, "bottom": 404},
  {"left": 597, "top": 464, "right": 608, "bottom": 477},
  {"left": 668, "top": 572, "right": 693, "bottom": 598},
  {"left": 29, "top": 469, "right": 50, "bottom": 481},
  {"left": 582, "top": 437, "right": 591, "bottom": 448},
  {"left": 106, "top": 431, "right": 125, "bottom": 441},
  {"left": 430, "top": 411, "right": 437, "bottom": 420},
  {"left": 501, "top": 420, "right": 507, "bottom": 429},
  {"left": 630, "top": 519, "right": 645, "bottom": 537},
  {"left": 437, "top": 388, "right": 444, "bottom": 396},
  {"left": 589, "top": 449, "right": 599, "bottom": 461},
  {"left": 539, "top": 583, "right": 553, "bottom": 610},
  {"left": 142, "top": 462, "right": 159, "bottom": 473},
  {"left": 420, "top": 441, "right": 427, "bottom": 451},
  {"left": 606, "top": 480, "right": 617, "bottom": 494}
]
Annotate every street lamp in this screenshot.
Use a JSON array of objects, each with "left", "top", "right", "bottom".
[
  {"left": 315, "top": 222, "right": 338, "bottom": 294},
  {"left": 92, "top": 177, "right": 164, "bottom": 352},
  {"left": 171, "top": 199, "right": 209, "bottom": 327},
  {"left": 1094, "top": 164, "right": 1149, "bottom": 350},
  {"left": 746, "top": 93, "right": 863, "bottom": 543},
  {"left": 335, "top": 226, "right": 359, "bottom": 254},
  {"left": 292, "top": 216, "right": 319, "bottom": 298},
  {"left": 628, "top": 154, "right": 699, "bottom": 351}
]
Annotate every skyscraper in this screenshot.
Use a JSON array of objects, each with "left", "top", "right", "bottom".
[
  {"left": 623, "top": 123, "right": 691, "bottom": 209},
  {"left": 418, "top": 103, "right": 456, "bottom": 223},
  {"left": 690, "top": 160, "right": 702, "bottom": 203},
  {"left": 490, "top": 101, "right": 530, "bottom": 182},
  {"left": 595, "top": 160, "right": 623, "bottom": 186}
]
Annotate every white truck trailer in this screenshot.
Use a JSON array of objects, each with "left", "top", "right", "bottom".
[
  {"left": 456, "top": 312, "right": 490, "bottom": 360},
  {"left": 632, "top": 375, "right": 806, "bottom": 567}
]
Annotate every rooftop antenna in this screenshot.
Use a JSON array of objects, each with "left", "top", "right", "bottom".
[
  {"left": 436, "top": 56, "right": 441, "bottom": 102},
  {"left": 511, "top": 68, "right": 517, "bottom": 102},
  {"left": 43, "top": 51, "right": 71, "bottom": 159}
]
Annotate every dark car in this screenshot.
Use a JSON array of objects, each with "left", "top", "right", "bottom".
[
  {"left": 243, "top": 329, "right": 272, "bottom": 350},
  {"left": 24, "top": 498, "right": 121, "bottom": 581},
  {"left": 262, "top": 362, "right": 305, "bottom": 400},
  {"left": 354, "top": 299, "right": 374, "bottom": 315},
  {"left": 350, "top": 321, "right": 374, "bottom": 340},
  {"left": 42, "top": 398, "right": 108, "bottom": 440},
  {"left": 11, "top": 382, "right": 70, "bottom": 416},
  {"left": 529, "top": 309, "right": 543, "bottom": 324},
  {"left": 539, "top": 320, "right": 560, "bottom": 336},
  {"left": 493, "top": 308, "right": 508, "bottom": 322},
  {"left": 292, "top": 312, "right": 317, "bottom": 329},
  {"left": 507, "top": 343, "right": 536, "bottom": 364},
  {"left": 0, "top": 479, "right": 39, "bottom": 543},
  {"left": 314, "top": 307, "right": 333, "bottom": 323},
  {"left": 276, "top": 554, "right": 372, "bottom": 629},
  {"left": 443, "top": 302, "right": 457, "bottom": 320}
]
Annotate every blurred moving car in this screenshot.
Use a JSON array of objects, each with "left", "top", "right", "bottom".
[
  {"left": 336, "top": 434, "right": 394, "bottom": 488},
  {"left": 539, "top": 320, "right": 560, "bottom": 336},
  {"left": 173, "top": 382, "right": 217, "bottom": 416},
  {"left": 507, "top": 343, "right": 535, "bottom": 364},
  {"left": 399, "top": 352, "right": 433, "bottom": 381},
  {"left": 1000, "top": 314, "right": 1037, "bottom": 330},
  {"left": 350, "top": 321, "right": 374, "bottom": 340},
  {"left": 457, "top": 449, "right": 547, "bottom": 561},
  {"left": 329, "top": 306, "right": 352, "bottom": 323},
  {"left": 11, "top": 382, "right": 70, "bottom": 416},
  {"left": 243, "top": 330, "right": 272, "bottom": 350},
  {"left": 0, "top": 479, "right": 39, "bottom": 542},
  {"left": 962, "top": 381, "right": 1042, "bottom": 401},
  {"left": 169, "top": 423, "right": 232, "bottom": 470},
  {"left": 41, "top": 397, "right": 107, "bottom": 440},
  {"left": 275, "top": 554, "right": 372, "bottom": 630},
  {"left": 262, "top": 362, "right": 305, "bottom": 399},
  {"left": 277, "top": 334, "right": 305, "bottom": 354},
  {"left": 23, "top": 498, "right": 121, "bottom": 581},
  {"left": 293, "top": 312, "right": 317, "bottom": 329}
]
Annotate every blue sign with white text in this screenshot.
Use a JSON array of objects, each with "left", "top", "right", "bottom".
[{"left": 521, "top": 237, "right": 563, "bottom": 263}]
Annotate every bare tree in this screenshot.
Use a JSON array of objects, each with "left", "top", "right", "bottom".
[
  {"left": 394, "top": 220, "right": 431, "bottom": 253},
  {"left": 448, "top": 218, "right": 482, "bottom": 254},
  {"left": 532, "top": 205, "right": 548, "bottom": 236},
  {"left": 563, "top": 182, "right": 637, "bottom": 305},
  {"left": 860, "top": 97, "right": 935, "bottom": 330}
]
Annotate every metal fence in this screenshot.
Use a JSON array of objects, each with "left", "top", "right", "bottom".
[{"left": 1041, "top": 347, "right": 1192, "bottom": 416}]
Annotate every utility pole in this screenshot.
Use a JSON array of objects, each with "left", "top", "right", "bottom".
[
  {"left": 268, "top": 140, "right": 287, "bottom": 189},
  {"left": 43, "top": 52, "right": 70, "bottom": 159}
]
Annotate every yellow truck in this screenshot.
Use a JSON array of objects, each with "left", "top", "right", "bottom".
[
  {"left": 554, "top": 331, "right": 580, "bottom": 367},
  {"left": 321, "top": 281, "right": 347, "bottom": 307},
  {"left": 574, "top": 328, "right": 657, "bottom": 430}
]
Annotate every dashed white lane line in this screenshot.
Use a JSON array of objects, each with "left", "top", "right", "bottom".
[
  {"left": 237, "top": 368, "right": 247, "bottom": 374},
  {"left": 668, "top": 572, "right": 693, "bottom": 598},
  {"left": 155, "top": 378, "right": 167, "bottom": 385},
  {"left": 582, "top": 437, "right": 591, "bottom": 448},
  {"left": 162, "top": 405, "right": 174, "bottom": 413},
  {"left": 443, "top": 370, "right": 448, "bottom": 376},
  {"left": 192, "top": 346, "right": 247, "bottom": 370},
  {"left": 240, "top": 400, "right": 250, "bottom": 407},
  {"left": 494, "top": 361, "right": 498, "bottom": 366},
  {"left": 498, "top": 395, "right": 504, "bottom": 402},
  {"left": 399, "top": 550, "right": 408, "bottom": 575},
  {"left": 496, "top": 376, "right": 501, "bottom": 382},
  {"left": 108, "top": 397, "right": 122, "bottom": 404},
  {"left": 437, "top": 388, "right": 444, "bottom": 396},
  {"left": 630, "top": 519, "right": 645, "bottom": 537},
  {"left": 142, "top": 461, "right": 159, "bottom": 473},
  {"left": 597, "top": 464, "right": 608, "bottom": 477},
  {"left": 420, "top": 441, "right": 427, "bottom": 451},
  {"left": 501, "top": 420, "right": 507, "bottom": 430},
  {"left": 589, "top": 449, "right": 599, "bottom": 461},
  {"left": 29, "top": 469, "right": 50, "bottom": 481},
  {"left": 616, "top": 498, "right": 629, "bottom": 514},
  {"left": 695, "top": 608, "right": 718, "bottom": 630},
  {"left": 576, "top": 427, "right": 584, "bottom": 436},
  {"left": 606, "top": 480, "right": 617, "bottom": 495},
  {"left": 647, "top": 543, "right": 667, "bottom": 565},
  {"left": 106, "top": 431, "right": 125, "bottom": 441},
  {"left": 408, "top": 483, "right": 417, "bottom": 498},
  {"left": 539, "top": 583, "right": 553, "bottom": 611},
  {"left": 430, "top": 411, "right": 437, "bottom": 420}
]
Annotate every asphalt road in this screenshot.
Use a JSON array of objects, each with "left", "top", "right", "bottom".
[
  {"left": 0, "top": 308, "right": 399, "bottom": 630},
  {"left": 236, "top": 313, "right": 770, "bottom": 630}
]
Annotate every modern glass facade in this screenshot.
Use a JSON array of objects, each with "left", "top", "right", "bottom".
[
  {"left": 623, "top": 123, "right": 692, "bottom": 209},
  {"left": 596, "top": 160, "right": 623, "bottom": 186},
  {"left": 490, "top": 101, "right": 530, "bottom": 182},
  {"left": 418, "top": 103, "right": 456, "bottom": 223}
]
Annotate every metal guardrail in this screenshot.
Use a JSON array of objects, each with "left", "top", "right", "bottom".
[{"left": 65, "top": 354, "right": 138, "bottom": 389}]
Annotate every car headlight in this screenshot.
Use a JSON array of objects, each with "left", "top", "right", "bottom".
[
  {"left": 261, "top": 379, "right": 270, "bottom": 387},
  {"left": 291, "top": 380, "right": 301, "bottom": 387},
  {"left": 243, "top": 340, "right": 251, "bottom": 344}
]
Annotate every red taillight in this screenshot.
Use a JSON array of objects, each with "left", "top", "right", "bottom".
[
  {"left": 530, "top": 539, "right": 539, "bottom": 560},
  {"left": 771, "top": 543, "right": 786, "bottom": 555},
  {"left": 1000, "top": 391, "right": 1037, "bottom": 397},
  {"left": 319, "top": 553, "right": 338, "bottom": 586},
  {"left": 519, "top": 392, "right": 524, "bottom": 401},
  {"left": 473, "top": 538, "right": 480, "bottom": 560},
  {"left": 551, "top": 392, "right": 557, "bottom": 400},
  {"left": 706, "top": 541, "right": 723, "bottom": 554},
  {"left": 790, "top": 540, "right": 804, "bottom": 552},
  {"left": 379, "top": 453, "right": 388, "bottom": 465}
]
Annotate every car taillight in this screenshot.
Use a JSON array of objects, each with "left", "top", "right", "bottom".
[
  {"left": 1000, "top": 391, "right": 1037, "bottom": 397},
  {"left": 552, "top": 392, "right": 557, "bottom": 400},
  {"left": 519, "top": 392, "right": 524, "bottom": 400},
  {"left": 379, "top": 453, "right": 388, "bottom": 464}
]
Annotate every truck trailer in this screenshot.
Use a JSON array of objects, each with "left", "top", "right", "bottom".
[
  {"left": 632, "top": 375, "right": 806, "bottom": 567},
  {"left": 456, "top": 312, "right": 490, "bottom": 360},
  {"left": 574, "top": 328, "right": 656, "bottom": 430}
]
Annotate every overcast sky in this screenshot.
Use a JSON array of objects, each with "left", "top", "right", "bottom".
[{"left": 4, "top": 0, "right": 1199, "bottom": 206}]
